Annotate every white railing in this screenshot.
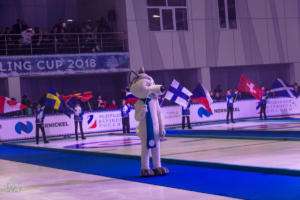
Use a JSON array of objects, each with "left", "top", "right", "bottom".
[{"left": 0, "top": 32, "right": 128, "bottom": 55}]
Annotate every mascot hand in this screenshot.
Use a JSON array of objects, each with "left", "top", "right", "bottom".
[{"left": 159, "top": 128, "right": 166, "bottom": 138}]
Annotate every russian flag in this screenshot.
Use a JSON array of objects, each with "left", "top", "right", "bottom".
[
  {"left": 191, "top": 83, "right": 213, "bottom": 114},
  {"left": 125, "top": 92, "right": 138, "bottom": 104}
]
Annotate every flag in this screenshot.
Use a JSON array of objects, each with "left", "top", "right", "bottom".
[
  {"left": 45, "top": 87, "right": 71, "bottom": 117},
  {"left": 0, "top": 96, "right": 26, "bottom": 114},
  {"left": 165, "top": 79, "right": 192, "bottom": 107},
  {"left": 237, "top": 74, "right": 264, "bottom": 100},
  {"left": 191, "top": 83, "right": 213, "bottom": 114},
  {"left": 62, "top": 91, "right": 93, "bottom": 103},
  {"left": 125, "top": 92, "right": 138, "bottom": 104},
  {"left": 270, "top": 78, "right": 297, "bottom": 98},
  {"left": 65, "top": 97, "right": 80, "bottom": 108}
]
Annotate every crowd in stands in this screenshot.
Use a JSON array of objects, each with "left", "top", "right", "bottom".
[{"left": 0, "top": 18, "right": 124, "bottom": 55}]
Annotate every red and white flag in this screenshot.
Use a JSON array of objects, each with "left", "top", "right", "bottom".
[
  {"left": 237, "top": 75, "right": 264, "bottom": 100},
  {"left": 0, "top": 96, "right": 27, "bottom": 114}
]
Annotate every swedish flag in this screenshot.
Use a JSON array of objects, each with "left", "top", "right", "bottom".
[{"left": 45, "top": 87, "right": 70, "bottom": 117}]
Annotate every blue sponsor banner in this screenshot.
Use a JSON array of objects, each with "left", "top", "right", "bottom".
[{"left": 0, "top": 52, "right": 130, "bottom": 77}]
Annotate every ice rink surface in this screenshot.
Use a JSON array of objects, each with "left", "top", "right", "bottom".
[{"left": 2, "top": 118, "right": 300, "bottom": 200}]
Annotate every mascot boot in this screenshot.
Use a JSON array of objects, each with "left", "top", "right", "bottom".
[{"left": 129, "top": 68, "right": 169, "bottom": 177}]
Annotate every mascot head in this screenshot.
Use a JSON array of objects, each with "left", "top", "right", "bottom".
[{"left": 128, "top": 68, "right": 165, "bottom": 99}]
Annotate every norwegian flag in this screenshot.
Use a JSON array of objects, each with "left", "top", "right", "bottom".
[
  {"left": 237, "top": 74, "right": 264, "bottom": 100},
  {"left": 0, "top": 96, "right": 27, "bottom": 114}
]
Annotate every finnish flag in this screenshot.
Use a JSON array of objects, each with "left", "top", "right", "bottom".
[
  {"left": 165, "top": 79, "right": 193, "bottom": 107},
  {"left": 270, "top": 78, "right": 297, "bottom": 98}
]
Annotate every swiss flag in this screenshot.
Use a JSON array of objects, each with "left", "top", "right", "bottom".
[
  {"left": 237, "top": 75, "right": 264, "bottom": 100},
  {"left": 0, "top": 96, "right": 27, "bottom": 114}
]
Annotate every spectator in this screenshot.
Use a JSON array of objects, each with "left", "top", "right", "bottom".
[
  {"left": 12, "top": 19, "right": 28, "bottom": 34},
  {"left": 209, "top": 91, "right": 215, "bottom": 100},
  {"left": 52, "top": 18, "right": 66, "bottom": 34},
  {"left": 25, "top": 101, "right": 33, "bottom": 115},
  {"left": 108, "top": 99, "right": 118, "bottom": 109},
  {"left": 97, "top": 17, "right": 111, "bottom": 33},
  {"left": 20, "top": 27, "right": 35, "bottom": 46},
  {"left": 96, "top": 96, "right": 105, "bottom": 109},
  {"left": 293, "top": 83, "right": 299, "bottom": 97},
  {"left": 214, "top": 84, "right": 223, "bottom": 95},
  {"left": 32, "top": 27, "right": 44, "bottom": 49},
  {"left": 214, "top": 92, "right": 223, "bottom": 102}
]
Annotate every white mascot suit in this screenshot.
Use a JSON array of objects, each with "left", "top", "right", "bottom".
[{"left": 129, "top": 68, "right": 169, "bottom": 177}]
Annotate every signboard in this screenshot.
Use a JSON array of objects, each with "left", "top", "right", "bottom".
[
  {"left": 1, "top": 97, "right": 300, "bottom": 141},
  {"left": 0, "top": 53, "right": 130, "bottom": 77}
]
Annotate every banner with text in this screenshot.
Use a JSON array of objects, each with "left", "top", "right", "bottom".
[
  {"left": 1, "top": 97, "right": 300, "bottom": 141},
  {"left": 0, "top": 53, "right": 130, "bottom": 77}
]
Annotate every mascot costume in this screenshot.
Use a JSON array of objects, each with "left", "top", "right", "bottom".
[{"left": 129, "top": 68, "right": 169, "bottom": 177}]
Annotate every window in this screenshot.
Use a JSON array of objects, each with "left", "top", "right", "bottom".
[
  {"left": 218, "top": 0, "right": 237, "bottom": 29},
  {"left": 168, "top": 0, "right": 186, "bottom": 6},
  {"left": 148, "top": 8, "right": 161, "bottom": 31},
  {"left": 147, "top": 0, "right": 188, "bottom": 31},
  {"left": 147, "top": 0, "right": 166, "bottom": 6},
  {"left": 175, "top": 8, "right": 188, "bottom": 30},
  {"left": 162, "top": 9, "right": 174, "bottom": 30},
  {"left": 218, "top": 0, "right": 227, "bottom": 28},
  {"left": 227, "top": 0, "right": 237, "bottom": 29}
]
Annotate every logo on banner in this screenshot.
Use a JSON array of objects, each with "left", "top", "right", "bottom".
[
  {"left": 44, "top": 122, "right": 69, "bottom": 128},
  {"left": 198, "top": 107, "right": 211, "bottom": 118},
  {"left": 15, "top": 122, "right": 33, "bottom": 134},
  {"left": 87, "top": 115, "right": 97, "bottom": 129}
]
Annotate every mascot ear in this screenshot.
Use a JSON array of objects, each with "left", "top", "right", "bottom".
[
  {"left": 138, "top": 67, "right": 145, "bottom": 74},
  {"left": 128, "top": 70, "right": 139, "bottom": 89}
]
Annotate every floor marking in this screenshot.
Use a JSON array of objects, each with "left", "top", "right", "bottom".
[{"left": 162, "top": 141, "right": 282, "bottom": 156}]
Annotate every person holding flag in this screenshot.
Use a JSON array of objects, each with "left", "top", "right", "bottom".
[
  {"left": 35, "top": 103, "right": 49, "bottom": 144},
  {"left": 226, "top": 89, "right": 238, "bottom": 124},
  {"left": 121, "top": 99, "right": 131, "bottom": 134},
  {"left": 69, "top": 102, "right": 86, "bottom": 140},
  {"left": 258, "top": 87, "right": 270, "bottom": 120},
  {"left": 182, "top": 99, "right": 192, "bottom": 129}
]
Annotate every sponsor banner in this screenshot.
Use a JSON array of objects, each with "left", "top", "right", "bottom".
[
  {"left": 0, "top": 116, "right": 35, "bottom": 141},
  {"left": 1, "top": 97, "right": 300, "bottom": 141},
  {"left": 0, "top": 53, "right": 130, "bottom": 77}
]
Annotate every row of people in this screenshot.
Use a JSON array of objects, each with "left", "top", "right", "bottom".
[
  {"left": 35, "top": 99, "right": 131, "bottom": 144},
  {"left": 210, "top": 82, "right": 299, "bottom": 102},
  {"left": 1, "top": 17, "right": 117, "bottom": 55},
  {"left": 181, "top": 88, "right": 270, "bottom": 129}
]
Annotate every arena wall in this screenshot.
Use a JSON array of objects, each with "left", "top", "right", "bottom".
[{"left": 1, "top": 97, "right": 299, "bottom": 141}]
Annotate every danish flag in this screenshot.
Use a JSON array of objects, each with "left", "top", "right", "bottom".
[
  {"left": 0, "top": 96, "right": 27, "bottom": 114},
  {"left": 237, "top": 74, "right": 264, "bottom": 100}
]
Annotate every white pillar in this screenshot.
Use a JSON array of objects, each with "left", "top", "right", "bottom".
[
  {"left": 291, "top": 63, "right": 300, "bottom": 84},
  {"left": 8, "top": 77, "right": 21, "bottom": 102},
  {"left": 198, "top": 67, "right": 211, "bottom": 91}
]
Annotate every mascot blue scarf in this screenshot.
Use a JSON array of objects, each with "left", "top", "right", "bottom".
[{"left": 141, "top": 98, "right": 156, "bottom": 149}]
